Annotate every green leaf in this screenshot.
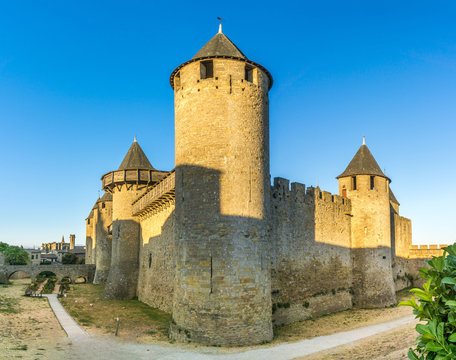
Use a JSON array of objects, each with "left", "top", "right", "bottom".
[
  {"left": 416, "top": 324, "right": 432, "bottom": 335},
  {"left": 410, "top": 289, "right": 433, "bottom": 302},
  {"left": 443, "top": 244, "right": 456, "bottom": 257},
  {"left": 423, "top": 279, "right": 432, "bottom": 292},
  {"left": 449, "top": 333, "right": 456, "bottom": 342},
  {"left": 428, "top": 256, "right": 445, "bottom": 272},
  {"left": 437, "top": 322, "right": 444, "bottom": 343},
  {"left": 426, "top": 341, "right": 443, "bottom": 351},
  {"left": 408, "top": 348, "right": 420, "bottom": 360},
  {"left": 445, "top": 300, "right": 456, "bottom": 307},
  {"left": 399, "top": 298, "right": 419, "bottom": 310},
  {"left": 441, "top": 277, "right": 456, "bottom": 285}
]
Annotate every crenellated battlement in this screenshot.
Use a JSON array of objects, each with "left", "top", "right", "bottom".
[
  {"left": 408, "top": 244, "right": 451, "bottom": 259},
  {"left": 272, "top": 177, "right": 351, "bottom": 210}
]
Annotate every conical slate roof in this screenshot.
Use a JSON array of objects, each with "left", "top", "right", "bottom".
[
  {"left": 337, "top": 144, "right": 390, "bottom": 181},
  {"left": 193, "top": 32, "right": 247, "bottom": 60},
  {"left": 118, "top": 139, "right": 155, "bottom": 170},
  {"left": 169, "top": 27, "right": 273, "bottom": 90},
  {"left": 100, "top": 192, "right": 113, "bottom": 202}
]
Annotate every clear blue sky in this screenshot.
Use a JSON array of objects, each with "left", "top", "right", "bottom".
[{"left": 1, "top": 1, "right": 455, "bottom": 247}]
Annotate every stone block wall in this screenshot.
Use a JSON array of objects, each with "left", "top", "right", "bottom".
[
  {"left": 138, "top": 203, "right": 175, "bottom": 312},
  {"left": 270, "top": 177, "right": 353, "bottom": 326}
]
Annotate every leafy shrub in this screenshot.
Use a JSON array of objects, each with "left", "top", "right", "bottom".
[
  {"left": 399, "top": 243, "right": 456, "bottom": 359},
  {"left": 42, "top": 278, "right": 56, "bottom": 294},
  {"left": 62, "top": 253, "right": 77, "bottom": 264},
  {"left": 3, "top": 246, "right": 29, "bottom": 265}
]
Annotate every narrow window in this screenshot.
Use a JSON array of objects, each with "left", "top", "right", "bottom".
[
  {"left": 148, "top": 253, "right": 152, "bottom": 268},
  {"left": 200, "top": 60, "right": 213, "bottom": 79},
  {"left": 210, "top": 256, "right": 213, "bottom": 294},
  {"left": 352, "top": 176, "right": 357, "bottom": 190},
  {"left": 245, "top": 65, "right": 254, "bottom": 82},
  {"left": 87, "top": 219, "right": 90, "bottom": 225},
  {"left": 174, "top": 71, "right": 181, "bottom": 88},
  {"left": 370, "top": 176, "right": 375, "bottom": 190},
  {"left": 31, "top": 255, "right": 34, "bottom": 259},
  {"left": 102, "top": 202, "right": 105, "bottom": 209}
]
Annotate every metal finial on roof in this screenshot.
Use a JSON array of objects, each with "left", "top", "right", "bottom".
[
  {"left": 217, "top": 17, "right": 222, "bottom": 33},
  {"left": 134, "top": 135, "right": 137, "bottom": 142},
  {"left": 363, "top": 136, "right": 366, "bottom": 145}
]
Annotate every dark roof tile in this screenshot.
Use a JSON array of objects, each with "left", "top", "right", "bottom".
[
  {"left": 118, "top": 140, "right": 154, "bottom": 170},
  {"left": 193, "top": 32, "right": 247, "bottom": 60},
  {"left": 337, "top": 144, "right": 390, "bottom": 181}
]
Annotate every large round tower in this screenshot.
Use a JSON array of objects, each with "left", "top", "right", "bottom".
[
  {"left": 169, "top": 27, "right": 273, "bottom": 346},
  {"left": 102, "top": 139, "right": 167, "bottom": 299},
  {"left": 337, "top": 138, "right": 396, "bottom": 308}
]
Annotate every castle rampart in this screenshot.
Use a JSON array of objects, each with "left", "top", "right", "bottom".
[{"left": 270, "top": 177, "right": 353, "bottom": 326}]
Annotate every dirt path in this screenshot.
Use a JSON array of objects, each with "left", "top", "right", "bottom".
[
  {"left": 301, "top": 322, "right": 417, "bottom": 359},
  {"left": 48, "top": 289, "right": 417, "bottom": 360},
  {"left": 0, "top": 279, "right": 71, "bottom": 359}
]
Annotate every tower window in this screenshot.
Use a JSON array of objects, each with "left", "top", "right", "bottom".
[
  {"left": 245, "top": 65, "right": 254, "bottom": 82},
  {"left": 352, "top": 176, "right": 357, "bottom": 190},
  {"left": 200, "top": 60, "right": 213, "bottom": 79},
  {"left": 102, "top": 202, "right": 105, "bottom": 209},
  {"left": 149, "top": 253, "right": 152, "bottom": 268},
  {"left": 174, "top": 71, "right": 181, "bottom": 88},
  {"left": 370, "top": 176, "right": 375, "bottom": 190}
]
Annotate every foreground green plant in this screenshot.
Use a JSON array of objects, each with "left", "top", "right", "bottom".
[{"left": 399, "top": 243, "right": 456, "bottom": 359}]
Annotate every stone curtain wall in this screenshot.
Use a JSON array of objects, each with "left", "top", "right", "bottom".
[
  {"left": 270, "top": 178, "right": 353, "bottom": 326},
  {"left": 138, "top": 204, "right": 175, "bottom": 312}
]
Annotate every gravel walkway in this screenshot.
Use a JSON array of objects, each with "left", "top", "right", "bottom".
[{"left": 43, "top": 295, "right": 416, "bottom": 360}]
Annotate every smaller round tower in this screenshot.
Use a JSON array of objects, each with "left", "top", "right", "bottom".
[
  {"left": 93, "top": 192, "right": 113, "bottom": 284},
  {"left": 102, "top": 138, "right": 167, "bottom": 300},
  {"left": 337, "top": 138, "right": 396, "bottom": 308},
  {"left": 85, "top": 205, "right": 96, "bottom": 264}
]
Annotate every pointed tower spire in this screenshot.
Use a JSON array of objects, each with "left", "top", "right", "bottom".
[
  {"left": 336, "top": 142, "right": 390, "bottom": 181},
  {"left": 118, "top": 139, "right": 155, "bottom": 170}
]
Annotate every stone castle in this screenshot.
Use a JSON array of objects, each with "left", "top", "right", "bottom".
[
  {"left": 85, "top": 27, "right": 443, "bottom": 346},
  {"left": 42, "top": 235, "right": 75, "bottom": 252}
]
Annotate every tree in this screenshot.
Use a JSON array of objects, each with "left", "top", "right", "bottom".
[
  {"left": 0, "top": 241, "right": 9, "bottom": 252},
  {"left": 399, "top": 243, "right": 456, "bottom": 359},
  {"left": 4, "top": 246, "right": 29, "bottom": 265},
  {"left": 62, "top": 253, "right": 77, "bottom": 264}
]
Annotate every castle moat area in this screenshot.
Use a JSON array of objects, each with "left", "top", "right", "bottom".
[{"left": 1, "top": 278, "right": 419, "bottom": 359}]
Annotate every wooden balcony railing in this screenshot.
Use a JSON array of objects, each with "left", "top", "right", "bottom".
[{"left": 132, "top": 171, "right": 175, "bottom": 216}]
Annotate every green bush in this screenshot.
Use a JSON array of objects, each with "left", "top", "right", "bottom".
[
  {"left": 42, "top": 278, "right": 56, "bottom": 294},
  {"left": 399, "top": 243, "right": 456, "bottom": 359},
  {"left": 62, "top": 253, "right": 77, "bottom": 264}
]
